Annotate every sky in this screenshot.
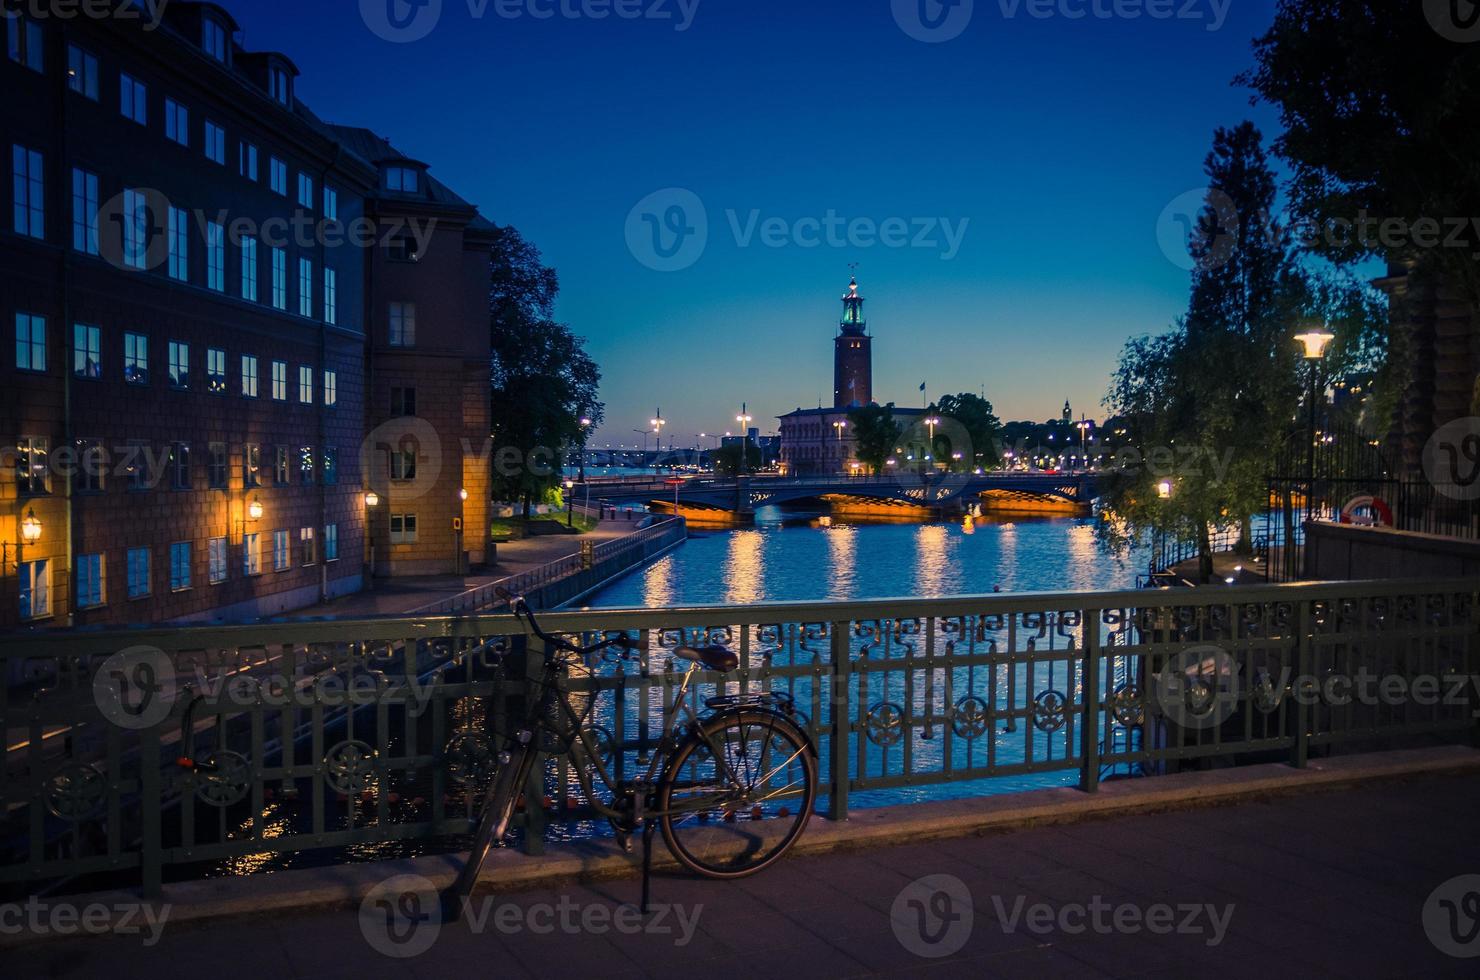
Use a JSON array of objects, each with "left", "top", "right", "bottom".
[{"left": 234, "top": 0, "right": 1284, "bottom": 445}]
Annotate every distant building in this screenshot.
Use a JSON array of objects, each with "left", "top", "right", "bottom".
[{"left": 780, "top": 278, "right": 924, "bottom": 475}]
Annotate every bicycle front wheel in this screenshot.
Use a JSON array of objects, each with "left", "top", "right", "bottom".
[{"left": 658, "top": 710, "right": 817, "bottom": 879}]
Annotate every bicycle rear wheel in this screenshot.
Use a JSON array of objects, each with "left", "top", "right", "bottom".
[{"left": 658, "top": 710, "right": 816, "bottom": 879}]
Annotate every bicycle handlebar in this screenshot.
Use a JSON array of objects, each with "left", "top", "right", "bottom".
[{"left": 495, "top": 586, "right": 634, "bottom": 660}]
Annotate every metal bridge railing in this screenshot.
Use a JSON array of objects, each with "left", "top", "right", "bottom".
[{"left": 2, "top": 578, "right": 1476, "bottom": 898}]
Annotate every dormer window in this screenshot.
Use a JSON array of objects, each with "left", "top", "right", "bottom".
[
  {"left": 269, "top": 67, "right": 292, "bottom": 107},
  {"left": 386, "top": 167, "right": 419, "bottom": 194},
  {"left": 202, "top": 18, "right": 229, "bottom": 63}
]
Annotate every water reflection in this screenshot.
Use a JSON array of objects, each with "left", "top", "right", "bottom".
[
  {"left": 913, "top": 525, "right": 951, "bottom": 597},
  {"left": 824, "top": 526, "right": 858, "bottom": 600},
  {"left": 723, "top": 530, "right": 766, "bottom": 606}
]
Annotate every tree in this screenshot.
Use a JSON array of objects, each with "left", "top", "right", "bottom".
[
  {"left": 487, "top": 226, "right": 604, "bottom": 515},
  {"left": 847, "top": 403, "right": 902, "bottom": 475},
  {"left": 712, "top": 442, "right": 761, "bottom": 477},
  {"left": 934, "top": 393, "right": 1003, "bottom": 472},
  {"left": 1240, "top": 2, "right": 1480, "bottom": 311},
  {"left": 1098, "top": 123, "right": 1307, "bottom": 582}
]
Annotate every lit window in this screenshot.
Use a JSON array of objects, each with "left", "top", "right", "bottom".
[
  {"left": 77, "top": 553, "right": 105, "bottom": 609},
  {"left": 16, "top": 436, "right": 49, "bottom": 494},
  {"left": 20, "top": 559, "right": 51, "bottom": 619},
  {"left": 71, "top": 168, "right": 99, "bottom": 255},
  {"left": 170, "top": 542, "right": 192, "bottom": 591},
  {"left": 298, "top": 258, "right": 313, "bottom": 317},
  {"left": 271, "top": 529, "right": 290, "bottom": 571},
  {"left": 167, "top": 340, "right": 189, "bottom": 388},
  {"left": 73, "top": 324, "right": 101, "bottom": 379},
  {"left": 390, "top": 514, "right": 418, "bottom": 544},
  {"left": 165, "top": 98, "right": 189, "bottom": 146},
  {"left": 299, "top": 526, "right": 317, "bottom": 566},
  {"left": 122, "top": 188, "right": 148, "bottom": 269},
  {"left": 120, "top": 73, "right": 147, "bottom": 125},
  {"left": 169, "top": 442, "right": 191, "bottom": 489},
  {"left": 202, "top": 18, "right": 229, "bottom": 62},
  {"left": 241, "top": 235, "right": 259, "bottom": 301},
  {"left": 390, "top": 447, "right": 416, "bottom": 481},
  {"left": 208, "top": 537, "right": 227, "bottom": 584},
  {"left": 322, "top": 448, "right": 338, "bottom": 486},
  {"left": 241, "top": 354, "right": 259, "bottom": 397},
  {"left": 297, "top": 173, "right": 314, "bottom": 210},
  {"left": 207, "top": 347, "right": 226, "bottom": 392},
  {"left": 271, "top": 248, "right": 287, "bottom": 309},
  {"left": 323, "top": 267, "right": 337, "bottom": 324},
  {"left": 324, "top": 523, "right": 339, "bottom": 561},
  {"left": 323, "top": 186, "right": 338, "bottom": 221},
  {"left": 243, "top": 532, "right": 261, "bottom": 576},
  {"left": 124, "top": 332, "right": 149, "bottom": 385},
  {"left": 244, "top": 443, "right": 262, "bottom": 488},
  {"left": 274, "top": 447, "right": 290, "bottom": 485},
  {"left": 205, "top": 121, "right": 226, "bottom": 164},
  {"left": 127, "top": 547, "right": 151, "bottom": 599},
  {"left": 207, "top": 221, "right": 225, "bottom": 291},
  {"left": 298, "top": 364, "right": 313, "bottom": 404},
  {"left": 167, "top": 206, "right": 189, "bottom": 281},
  {"left": 7, "top": 15, "right": 43, "bottom": 72},
  {"left": 67, "top": 46, "right": 99, "bottom": 99},
  {"left": 15, "top": 312, "right": 45, "bottom": 372},
  {"left": 298, "top": 446, "right": 315, "bottom": 484},
  {"left": 388, "top": 302, "right": 416, "bottom": 347},
  {"left": 240, "top": 142, "right": 258, "bottom": 181},
  {"left": 269, "top": 157, "right": 287, "bottom": 195},
  {"left": 323, "top": 370, "right": 338, "bottom": 407},
  {"left": 386, "top": 167, "right": 419, "bottom": 193},
  {"left": 271, "top": 360, "right": 287, "bottom": 400},
  {"left": 12, "top": 145, "right": 44, "bottom": 239}
]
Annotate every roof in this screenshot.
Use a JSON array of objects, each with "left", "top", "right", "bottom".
[
  {"left": 779, "top": 406, "right": 928, "bottom": 418},
  {"left": 324, "top": 124, "right": 495, "bottom": 224}
]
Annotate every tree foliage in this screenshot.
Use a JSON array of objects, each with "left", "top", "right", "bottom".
[
  {"left": 933, "top": 393, "right": 1003, "bottom": 471},
  {"left": 487, "top": 225, "right": 604, "bottom": 511},
  {"left": 847, "top": 403, "right": 902, "bottom": 475}
]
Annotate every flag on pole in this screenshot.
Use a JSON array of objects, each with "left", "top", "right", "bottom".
[{"left": 919, "top": 382, "right": 926, "bottom": 392}]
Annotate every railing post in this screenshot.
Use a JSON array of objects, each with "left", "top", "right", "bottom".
[
  {"left": 1079, "top": 607, "right": 1101, "bottom": 793},
  {"left": 1291, "top": 599, "right": 1312, "bottom": 769},
  {"left": 140, "top": 722, "right": 163, "bottom": 898},
  {"left": 828, "top": 620, "right": 851, "bottom": 822},
  {"left": 521, "top": 635, "right": 547, "bottom": 855}
]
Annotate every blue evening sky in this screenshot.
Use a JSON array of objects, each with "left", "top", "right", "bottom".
[{"left": 234, "top": 0, "right": 1282, "bottom": 443}]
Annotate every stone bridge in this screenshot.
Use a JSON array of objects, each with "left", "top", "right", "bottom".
[{"left": 588, "top": 472, "right": 1101, "bottom": 516}]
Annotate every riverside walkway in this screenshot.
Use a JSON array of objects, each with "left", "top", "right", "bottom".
[{"left": 7, "top": 767, "right": 1478, "bottom": 978}]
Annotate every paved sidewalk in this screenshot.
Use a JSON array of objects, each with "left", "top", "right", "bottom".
[
  {"left": 9, "top": 774, "right": 1479, "bottom": 978},
  {"left": 287, "top": 518, "right": 641, "bottom": 619}
]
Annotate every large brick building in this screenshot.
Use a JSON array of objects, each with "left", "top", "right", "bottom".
[{"left": 1, "top": 3, "right": 497, "bottom": 627}]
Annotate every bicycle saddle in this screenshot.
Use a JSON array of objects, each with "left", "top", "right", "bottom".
[{"left": 673, "top": 645, "right": 739, "bottom": 672}]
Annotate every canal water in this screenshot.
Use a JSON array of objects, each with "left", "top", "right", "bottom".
[{"left": 583, "top": 508, "right": 1150, "bottom": 608}]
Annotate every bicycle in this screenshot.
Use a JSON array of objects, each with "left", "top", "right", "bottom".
[{"left": 445, "top": 588, "right": 818, "bottom": 919}]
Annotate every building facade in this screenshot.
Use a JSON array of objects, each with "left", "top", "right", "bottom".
[
  {"left": 329, "top": 127, "right": 494, "bottom": 577},
  {"left": 1, "top": 3, "right": 500, "bottom": 627}
]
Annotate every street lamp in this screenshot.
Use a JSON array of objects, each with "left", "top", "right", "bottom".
[
  {"left": 578, "top": 417, "right": 592, "bottom": 482},
  {"left": 737, "top": 404, "right": 753, "bottom": 475},
  {"left": 1157, "top": 479, "right": 1174, "bottom": 500},
  {"left": 247, "top": 497, "right": 264, "bottom": 522},
  {"left": 363, "top": 492, "right": 379, "bottom": 581},
  {"left": 1296, "top": 326, "right": 1335, "bottom": 541},
  {"left": 21, "top": 508, "right": 42, "bottom": 544},
  {"left": 564, "top": 478, "right": 576, "bottom": 528}
]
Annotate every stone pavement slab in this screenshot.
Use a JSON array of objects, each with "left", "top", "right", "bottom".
[{"left": 8, "top": 771, "right": 1480, "bottom": 978}]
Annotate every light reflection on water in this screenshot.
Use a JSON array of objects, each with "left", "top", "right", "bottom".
[{"left": 587, "top": 509, "right": 1148, "bottom": 609}]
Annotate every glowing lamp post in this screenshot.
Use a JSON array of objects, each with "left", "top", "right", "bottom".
[
  {"left": 736, "top": 404, "right": 753, "bottom": 475},
  {"left": 1296, "top": 327, "right": 1335, "bottom": 527}
]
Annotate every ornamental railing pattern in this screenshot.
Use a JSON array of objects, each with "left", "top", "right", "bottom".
[{"left": 2, "top": 578, "right": 1475, "bottom": 898}]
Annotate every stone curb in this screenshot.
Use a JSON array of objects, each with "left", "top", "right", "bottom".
[{"left": 4, "top": 744, "right": 1477, "bottom": 946}]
